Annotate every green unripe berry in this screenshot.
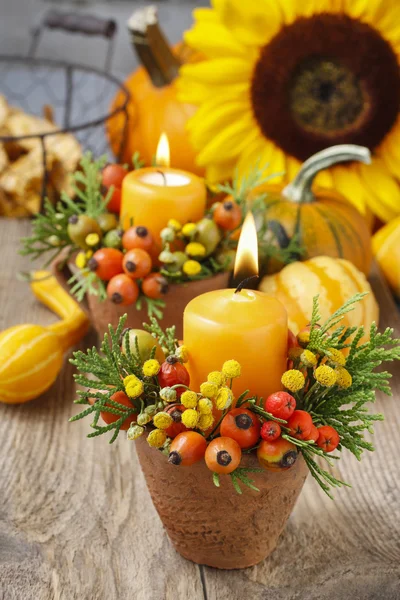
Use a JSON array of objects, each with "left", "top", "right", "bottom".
[
  {"left": 194, "top": 218, "right": 221, "bottom": 256},
  {"left": 104, "top": 228, "right": 123, "bottom": 249},
  {"left": 97, "top": 212, "right": 119, "bottom": 233}
]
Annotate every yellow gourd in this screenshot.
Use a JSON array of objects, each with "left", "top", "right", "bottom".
[
  {"left": 373, "top": 217, "right": 400, "bottom": 298},
  {"left": 0, "top": 272, "right": 89, "bottom": 404},
  {"left": 259, "top": 256, "right": 379, "bottom": 337}
]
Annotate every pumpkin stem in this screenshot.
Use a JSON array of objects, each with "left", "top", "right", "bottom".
[
  {"left": 282, "top": 144, "right": 371, "bottom": 204},
  {"left": 128, "top": 6, "right": 181, "bottom": 87}
]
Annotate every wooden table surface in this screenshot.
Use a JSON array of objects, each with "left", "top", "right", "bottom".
[{"left": 1, "top": 219, "right": 399, "bottom": 600}]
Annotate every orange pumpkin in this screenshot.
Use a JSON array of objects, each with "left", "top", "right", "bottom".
[
  {"left": 108, "top": 9, "right": 202, "bottom": 174},
  {"left": 259, "top": 256, "right": 379, "bottom": 338},
  {"left": 250, "top": 145, "right": 373, "bottom": 275},
  {"left": 373, "top": 216, "right": 400, "bottom": 298}
]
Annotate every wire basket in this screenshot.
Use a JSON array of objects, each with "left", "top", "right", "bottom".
[{"left": 0, "top": 10, "right": 130, "bottom": 217}]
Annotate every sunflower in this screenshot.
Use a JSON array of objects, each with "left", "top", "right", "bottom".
[{"left": 179, "top": 0, "right": 400, "bottom": 222}]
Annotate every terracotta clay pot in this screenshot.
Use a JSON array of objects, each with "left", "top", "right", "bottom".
[
  {"left": 135, "top": 436, "right": 308, "bottom": 569},
  {"left": 51, "top": 251, "right": 230, "bottom": 339}
]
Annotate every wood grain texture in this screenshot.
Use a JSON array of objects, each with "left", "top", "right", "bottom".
[
  {"left": 0, "top": 219, "right": 399, "bottom": 599},
  {"left": 0, "top": 220, "right": 203, "bottom": 600}
]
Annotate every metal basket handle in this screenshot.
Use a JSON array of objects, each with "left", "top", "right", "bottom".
[
  {"left": 43, "top": 10, "right": 117, "bottom": 39},
  {"left": 29, "top": 10, "right": 118, "bottom": 71}
]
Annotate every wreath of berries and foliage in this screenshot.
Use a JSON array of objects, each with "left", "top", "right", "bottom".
[
  {"left": 70, "top": 294, "right": 400, "bottom": 498},
  {"left": 21, "top": 155, "right": 302, "bottom": 318}
]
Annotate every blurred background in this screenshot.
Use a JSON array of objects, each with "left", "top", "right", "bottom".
[{"left": 0, "top": 1, "right": 206, "bottom": 75}]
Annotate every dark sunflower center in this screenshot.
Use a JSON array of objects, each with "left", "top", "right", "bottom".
[
  {"left": 250, "top": 13, "right": 400, "bottom": 161},
  {"left": 289, "top": 57, "right": 365, "bottom": 132}
]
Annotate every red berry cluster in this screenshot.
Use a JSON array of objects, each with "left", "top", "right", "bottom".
[
  {"left": 263, "top": 391, "right": 340, "bottom": 452},
  {"left": 88, "top": 224, "right": 169, "bottom": 307},
  {"left": 165, "top": 389, "right": 340, "bottom": 474}
]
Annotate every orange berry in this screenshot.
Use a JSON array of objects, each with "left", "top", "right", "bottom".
[
  {"left": 287, "top": 329, "right": 298, "bottom": 350},
  {"left": 89, "top": 390, "right": 136, "bottom": 431},
  {"left": 307, "top": 424, "right": 320, "bottom": 443},
  {"left": 317, "top": 425, "right": 340, "bottom": 452},
  {"left": 257, "top": 438, "right": 298, "bottom": 471},
  {"left": 214, "top": 199, "right": 242, "bottom": 230},
  {"left": 122, "top": 226, "right": 154, "bottom": 252},
  {"left": 264, "top": 391, "right": 296, "bottom": 420},
  {"left": 142, "top": 273, "right": 169, "bottom": 299},
  {"left": 168, "top": 431, "right": 207, "bottom": 466},
  {"left": 287, "top": 410, "right": 313, "bottom": 440},
  {"left": 260, "top": 421, "right": 281, "bottom": 442},
  {"left": 107, "top": 274, "right": 139, "bottom": 306},
  {"left": 88, "top": 248, "right": 124, "bottom": 281},
  {"left": 102, "top": 164, "right": 127, "bottom": 188},
  {"left": 220, "top": 408, "right": 260, "bottom": 449},
  {"left": 123, "top": 248, "right": 152, "bottom": 279},
  {"left": 102, "top": 164, "right": 127, "bottom": 214},
  {"left": 164, "top": 404, "right": 189, "bottom": 438},
  {"left": 205, "top": 437, "right": 242, "bottom": 474}
]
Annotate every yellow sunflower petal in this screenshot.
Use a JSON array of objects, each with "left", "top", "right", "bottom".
[
  {"left": 285, "top": 156, "right": 302, "bottom": 183},
  {"left": 377, "top": 118, "right": 400, "bottom": 181},
  {"left": 331, "top": 164, "right": 367, "bottom": 214},
  {"left": 179, "top": 58, "right": 253, "bottom": 84},
  {"left": 280, "top": 0, "right": 335, "bottom": 24},
  {"left": 314, "top": 168, "right": 334, "bottom": 189},
  {"left": 236, "top": 136, "right": 268, "bottom": 178},
  {"left": 193, "top": 8, "right": 219, "bottom": 23},
  {"left": 345, "top": 0, "right": 400, "bottom": 48},
  {"left": 206, "top": 160, "right": 237, "bottom": 184},
  {"left": 176, "top": 79, "right": 211, "bottom": 105},
  {"left": 196, "top": 116, "right": 258, "bottom": 166},
  {"left": 237, "top": 137, "right": 286, "bottom": 183},
  {"left": 357, "top": 159, "right": 400, "bottom": 222},
  {"left": 265, "top": 145, "right": 287, "bottom": 181},
  {"left": 213, "top": 0, "right": 283, "bottom": 47},
  {"left": 343, "top": 0, "right": 378, "bottom": 19},
  {"left": 190, "top": 100, "right": 250, "bottom": 150},
  {"left": 187, "top": 85, "right": 249, "bottom": 132},
  {"left": 184, "top": 23, "right": 249, "bottom": 59}
]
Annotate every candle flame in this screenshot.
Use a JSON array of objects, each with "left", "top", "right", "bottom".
[
  {"left": 156, "top": 132, "right": 170, "bottom": 167},
  {"left": 234, "top": 211, "right": 258, "bottom": 277}
]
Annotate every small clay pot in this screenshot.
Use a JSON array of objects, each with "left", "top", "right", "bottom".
[
  {"left": 135, "top": 436, "right": 308, "bottom": 569},
  {"left": 51, "top": 250, "right": 230, "bottom": 339}
]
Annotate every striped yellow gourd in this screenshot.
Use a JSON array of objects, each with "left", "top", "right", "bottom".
[
  {"left": 373, "top": 217, "right": 400, "bottom": 298},
  {"left": 0, "top": 325, "right": 64, "bottom": 404},
  {"left": 259, "top": 256, "right": 378, "bottom": 336},
  {"left": 0, "top": 272, "right": 89, "bottom": 404}
]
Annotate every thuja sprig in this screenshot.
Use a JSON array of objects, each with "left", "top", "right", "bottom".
[
  {"left": 280, "top": 293, "right": 400, "bottom": 496},
  {"left": 136, "top": 296, "right": 166, "bottom": 320},
  {"left": 143, "top": 317, "right": 178, "bottom": 356},
  {"left": 69, "top": 316, "right": 142, "bottom": 443},
  {"left": 68, "top": 269, "right": 107, "bottom": 302},
  {"left": 214, "top": 161, "right": 284, "bottom": 204},
  {"left": 21, "top": 152, "right": 111, "bottom": 264},
  {"left": 212, "top": 467, "right": 264, "bottom": 494},
  {"left": 213, "top": 163, "right": 305, "bottom": 270}
]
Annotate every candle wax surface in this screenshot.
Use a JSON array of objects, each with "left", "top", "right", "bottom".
[
  {"left": 139, "top": 172, "right": 190, "bottom": 186},
  {"left": 121, "top": 167, "right": 207, "bottom": 242},
  {"left": 184, "top": 288, "right": 288, "bottom": 401}
]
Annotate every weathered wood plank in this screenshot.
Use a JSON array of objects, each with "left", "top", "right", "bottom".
[
  {"left": 0, "top": 220, "right": 204, "bottom": 600},
  {"left": 1, "top": 219, "right": 399, "bottom": 600},
  {"left": 203, "top": 265, "right": 400, "bottom": 599}
]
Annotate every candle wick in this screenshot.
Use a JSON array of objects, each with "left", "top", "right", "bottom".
[
  {"left": 156, "top": 170, "right": 167, "bottom": 186},
  {"left": 234, "top": 275, "right": 259, "bottom": 294}
]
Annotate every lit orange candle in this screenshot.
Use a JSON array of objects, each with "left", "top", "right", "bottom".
[
  {"left": 121, "top": 133, "right": 207, "bottom": 242},
  {"left": 184, "top": 212, "right": 288, "bottom": 400}
]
